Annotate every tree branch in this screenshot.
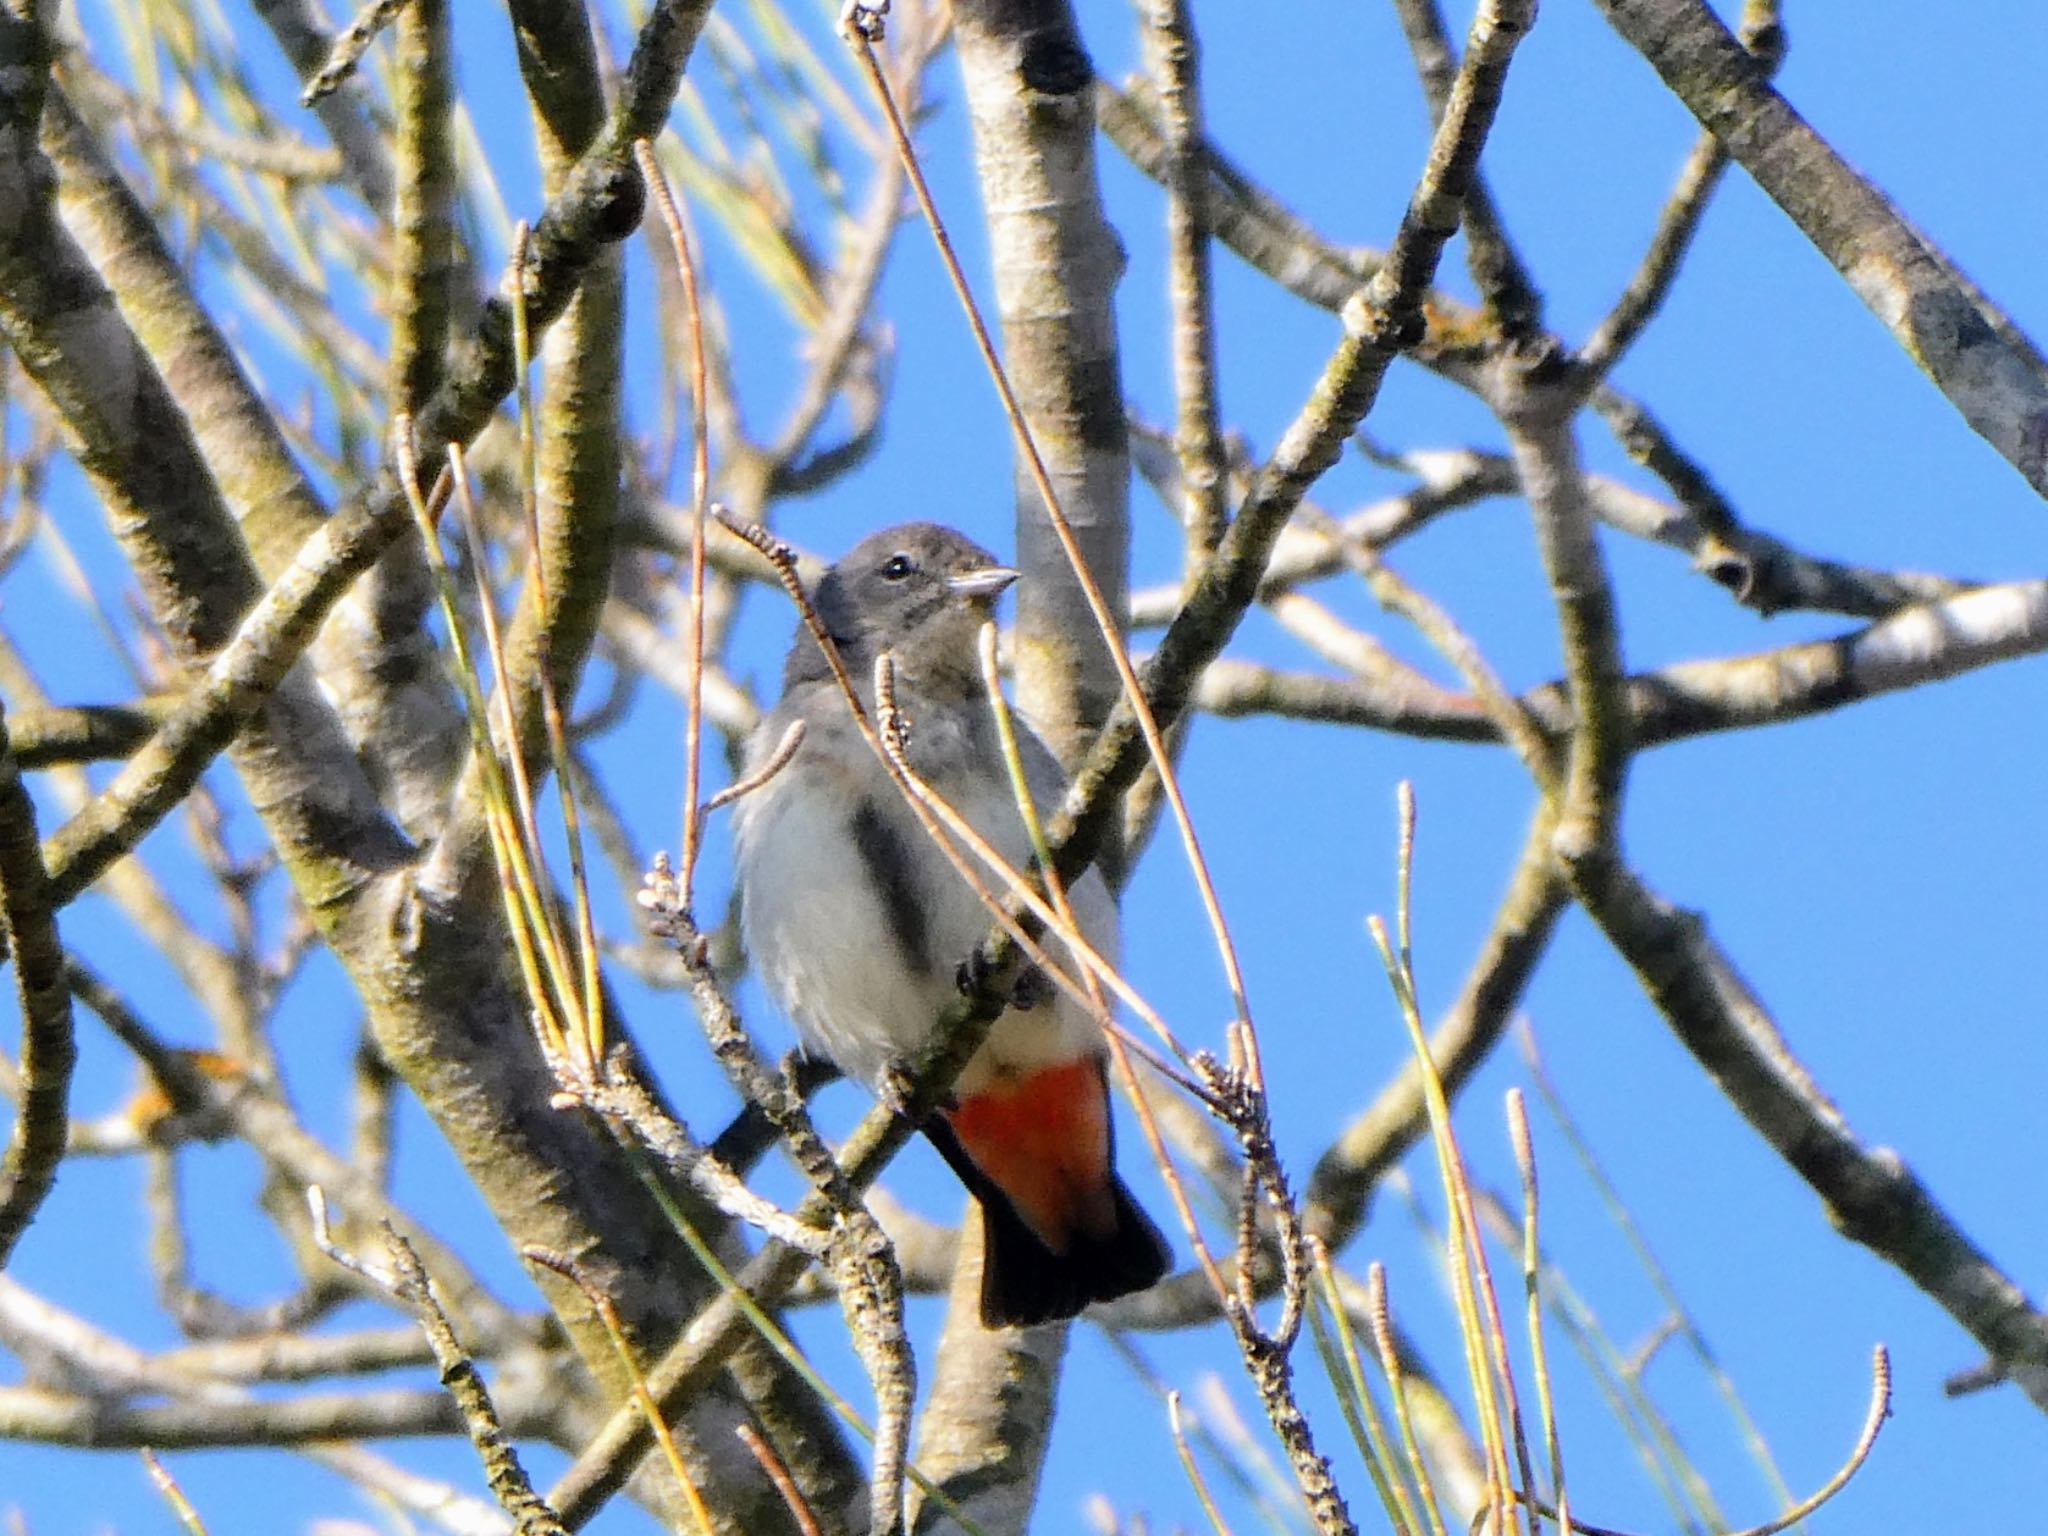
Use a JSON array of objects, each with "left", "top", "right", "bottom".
[
  {"left": 0, "top": 701, "right": 73, "bottom": 1266},
  {"left": 39, "top": 0, "right": 711, "bottom": 907},
  {"left": 955, "top": 0, "right": 1132, "bottom": 765},
  {"left": 1193, "top": 577, "right": 2048, "bottom": 746},
  {"left": 0, "top": 1384, "right": 543, "bottom": 1447},
  {"left": 1571, "top": 856, "right": 2048, "bottom": 1408},
  {"left": 1052, "top": 0, "right": 1532, "bottom": 885},
  {"left": 1589, "top": 0, "right": 2048, "bottom": 498}
]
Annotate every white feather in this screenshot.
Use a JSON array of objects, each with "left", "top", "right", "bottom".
[{"left": 735, "top": 699, "right": 1114, "bottom": 1099}]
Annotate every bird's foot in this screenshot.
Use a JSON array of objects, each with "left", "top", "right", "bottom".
[
  {"left": 880, "top": 1058, "right": 954, "bottom": 1120},
  {"left": 955, "top": 947, "right": 1046, "bottom": 1010},
  {"left": 1009, "top": 962, "right": 1051, "bottom": 1011}
]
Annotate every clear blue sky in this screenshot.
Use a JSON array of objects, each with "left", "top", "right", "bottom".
[{"left": 5, "top": 0, "right": 2045, "bottom": 1530}]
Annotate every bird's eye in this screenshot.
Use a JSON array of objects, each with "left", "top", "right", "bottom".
[{"left": 880, "top": 553, "right": 915, "bottom": 580}]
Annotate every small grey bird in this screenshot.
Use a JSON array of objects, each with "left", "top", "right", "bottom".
[{"left": 735, "top": 522, "right": 1170, "bottom": 1328}]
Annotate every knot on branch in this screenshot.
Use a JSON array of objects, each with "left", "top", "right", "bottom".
[
  {"left": 588, "top": 159, "right": 646, "bottom": 243},
  {"left": 1693, "top": 538, "right": 1760, "bottom": 606},
  {"left": 1340, "top": 287, "right": 1424, "bottom": 353}
]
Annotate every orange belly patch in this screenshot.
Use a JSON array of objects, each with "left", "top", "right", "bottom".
[{"left": 943, "top": 1058, "right": 1114, "bottom": 1253}]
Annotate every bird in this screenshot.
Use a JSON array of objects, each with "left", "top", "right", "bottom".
[{"left": 734, "top": 522, "right": 1170, "bottom": 1328}]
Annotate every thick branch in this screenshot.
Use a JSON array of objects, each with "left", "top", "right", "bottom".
[
  {"left": 0, "top": 702, "right": 72, "bottom": 1266},
  {"left": 41, "top": 88, "right": 330, "bottom": 569},
  {"left": 1194, "top": 578, "right": 2048, "bottom": 747},
  {"left": 427, "top": 0, "right": 630, "bottom": 904},
  {"left": 39, "top": 0, "right": 711, "bottom": 907},
  {"left": 956, "top": 0, "right": 1131, "bottom": 763},
  {"left": 43, "top": 76, "right": 465, "bottom": 854},
  {"left": 329, "top": 0, "right": 468, "bottom": 836},
  {"left": 0, "top": 1384, "right": 545, "bottom": 1447},
  {"left": 1501, "top": 370, "right": 1629, "bottom": 862},
  {"left": 1589, "top": 0, "right": 2048, "bottom": 497},
  {"left": 1140, "top": 0, "right": 1227, "bottom": 560},
  {"left": 1572, "top": 856, "right": 2048, "bottom": 1409},
  {"left": 4, "top": 702, "right": 164, "bottom": 767},
  {"left": 908, "top": 1207, "right": 1067, "bottom": 1534}
]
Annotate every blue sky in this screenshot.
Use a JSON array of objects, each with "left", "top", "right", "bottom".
[{"left": 4, "top": 0, "right": 2046, "bottom": 1531}]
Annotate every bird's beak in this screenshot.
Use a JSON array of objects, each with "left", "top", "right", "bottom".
[{"left": 947, "top": 564, "right": 1019, "bottom": 602}]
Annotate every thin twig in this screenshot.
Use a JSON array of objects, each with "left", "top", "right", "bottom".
[
  {"left": 309, "top": 1192, "right": 568, "bottom": 1535},
  {"left": 634, "top": 861, "right": 913, "bottom": 1536},
  {"left": 139, "top": 1448, "right": 210, "bottom": 1536},
  {"left": 1576, "top": 130, "right": 1729, "bottom": 382},
  {"left": 1388, "top": 0, "right": 1542, "bottom": 337},
  {"left": 1167, "top": 1390, "right": 1236, "bottom": 1536},
  {"left": 1368, "top": 1263, "right": 1452, "bottom": 1536},
  {"left": 555, "top": 1043, "right": 824, "bottom": 1253},
  {"left": 1507, "top": 1090, "right": 1569, "bottom": 1536},
  {"left": 401, "top": 430, "right": 575, "bottom": 1070},
  {"left": 1517, "top": 1024, "right": 1799, "bottom": 1514},
  {"left": 736, "top": 1422, "right": 826, "bottom": 1536},
  {"left": 1513, "top": 1346, "right": 1890, "bottom": 1536},
  {"left": 1305, "top": 1241, "right": 1426, "bottom": 1533},
  {"left": 504, "top": 228, "right": 609, "bottom": 1071},
  {"left": 1577, "top": 0, "right": 1784, "bottom": 382},
  {"left": 303, "top": 0, "right": 408, "bottom": 103},
  {"left": 1367, "top": 878, "right": 1517, "bottom": 1530},
  {"left": 633, "top": 140, "right": 714, "bottom": 910},
  {"left": 524, "top": 1247, "right": 712, "bottom": 1536}
]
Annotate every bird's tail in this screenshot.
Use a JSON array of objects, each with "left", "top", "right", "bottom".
[
  {"left": 922, "top": 1058, "right": 1171, "bottom": 1328},
  {"left": 974, "top": 1169, "right": 1170, "bottom": 1329}
]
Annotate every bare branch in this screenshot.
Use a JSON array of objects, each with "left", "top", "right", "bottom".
[
  {"left": 1056, "top": 0, "right": 1533, "bottom": 888},
  {"left": 1387, "top": 0, "right": 1542, "bottom": 337},
  {"left": 1193, "top": 577, "right": 2048, "bottom": 747},
  {"left": 1589, "top": 0, "right": 2048, "bottom": 498},
  {"left": 0, "top": 702, "right": 72, "bottom": 1265},
  {"left": 1139, "top": 0, "right": 1228, "bottom": 562},
  {"left": 40, "top": 0, "right": 711, "bottom": 905},
  {"left": 1579, "top": 853, "right": 2048, "bottom": 1409},
  {"left": 4, "top": 701, "right": 166, "bottom": 767},
  {"left": 312, "top": 1199, "right": 568, "bottom": 1535},
  {"left": 0, "top": 1383, "right": 521, "bottom": 1447}
]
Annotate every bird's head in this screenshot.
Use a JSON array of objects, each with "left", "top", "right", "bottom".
[{"left": 790, "top": 522, "right": 1018, "bottom": 692}]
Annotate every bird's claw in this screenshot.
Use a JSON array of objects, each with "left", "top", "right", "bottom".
[
  {"left": 1009, "top": 962, "right": 1051, "bottom": 1011},
  {"left": 880, "top": 1058, "right": 951, "bottom": 1119},
  {"left": 956, "top": 948, "right": 1048, "bottom": 1011}
]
